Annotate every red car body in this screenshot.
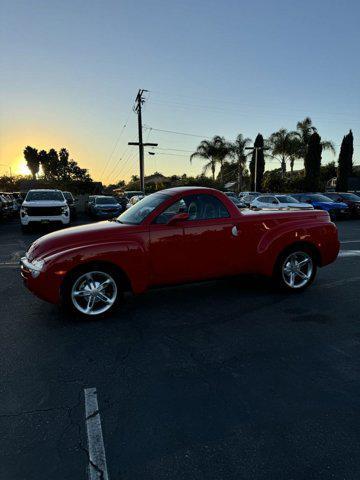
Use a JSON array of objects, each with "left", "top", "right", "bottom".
[{"left": 21, "top": 187, "right": 339, "bottom": 306}]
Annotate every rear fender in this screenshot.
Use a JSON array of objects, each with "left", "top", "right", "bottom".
[{"left": 256, "top": 221, "right": 330, "bottom": 277}]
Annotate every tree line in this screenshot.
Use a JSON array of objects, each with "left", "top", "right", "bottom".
[
  {"left": 189, "top": 117, "right": 355, "bottom": 192},
  {"left": 23, "top": 146, "right": 92, "bottom": 183}
]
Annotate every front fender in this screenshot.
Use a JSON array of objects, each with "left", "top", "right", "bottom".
[{"left": 43, "top": 240, "right": 149, "bottom": 294}]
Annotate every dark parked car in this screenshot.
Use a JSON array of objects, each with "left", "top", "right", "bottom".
[
  {"left": 86, "top": 195, "right": 96, "bottom": 215},
  {"left": 0, "top": 193, "right": 14, "bottom": 217},
  {"left": 89, "top": 195, "right": 122, "bottom": 219},
  {"left": 324, "top": 192, "right": 360, "bottom": 218},
  {"left": 292, "top": 193, "right": 349, "bottom": 220},
  {"left": 62, "top": 191, "right": 77, "bottom": 219}
]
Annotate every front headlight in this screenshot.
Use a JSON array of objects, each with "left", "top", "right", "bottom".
[
  {"left": 61, "top": 206, "right": 69, "bottom": 215},
  {"left": 20, "top": 207, "right": 28, "bottom": 215},
  {"left": 32, "top": 259, "right": 45, "bottom": 271},
  {"left": 21, "top": 257, "right": 45, "bottom": 278}
]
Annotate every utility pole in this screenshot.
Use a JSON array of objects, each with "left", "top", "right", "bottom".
[
  {"left": 245, "top": 146, "right": 269, "bottom": 191},
  {"left": 128, "top": 89, "right": 158, "bottom": 193}
]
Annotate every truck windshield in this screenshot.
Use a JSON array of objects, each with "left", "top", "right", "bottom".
[
  {"left": 117, "top": 193, "right": 170, "bottom": 224},
  {"left": 26, "top": 191, "right": 64, "bottom": 201}
]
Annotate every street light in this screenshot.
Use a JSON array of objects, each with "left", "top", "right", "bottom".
[{"left": 245, "top": 146, "right": 270, "bottom": 191}]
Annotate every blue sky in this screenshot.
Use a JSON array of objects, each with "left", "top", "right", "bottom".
[{"left": 0, "top": 0, "right": 359, "bottom": 182}]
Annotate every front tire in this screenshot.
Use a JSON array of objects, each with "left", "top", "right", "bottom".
[
  {"left": 62, "top": 266, "right": 122, "bottom": 318},
  {"left": 274, "top": 247, "right": 317, "bottom": 292}
]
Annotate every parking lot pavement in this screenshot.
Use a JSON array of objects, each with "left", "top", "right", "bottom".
[{"left": 1, "top": 217, "right": 360, "bottom": 479}]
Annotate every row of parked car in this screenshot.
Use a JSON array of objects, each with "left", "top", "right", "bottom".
[
  {"left": 0, "top": 192, "right": 25, "bottom": 218},
  {"left": 224, "top": 191, "right": 360, "bottom": 220}
]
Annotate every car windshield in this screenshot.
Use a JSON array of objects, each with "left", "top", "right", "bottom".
[
  {"left": 63, "top": 192, "right": 74, "bottom": 201},
  {"left": 307, "top": 194, "right": 334, "bottom": 202},
  {"left": 117, "top": 193, "right": 170, "bottom": 224},
  {"left": 26, "top": 191, "right": 64, "bottom": 201},
  {"left": 96, "top": 197, "right": 118, "bottom": 205},
  {"left": 339, "top": 193, "right": 360, "bottom": 201},
  {"left": 277, "top": 196, "right": 299, "bottom": 203}
]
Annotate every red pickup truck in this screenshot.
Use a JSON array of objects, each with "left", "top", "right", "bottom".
[{"left": 21, "top": 187, "right": 339, "bottom": 318}]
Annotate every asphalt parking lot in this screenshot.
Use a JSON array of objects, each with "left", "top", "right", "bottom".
[{"left": 1, "top": 216, "right": 360, "bottom": 480}]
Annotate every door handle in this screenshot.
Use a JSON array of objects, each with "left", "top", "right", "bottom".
[{"left": 231, "top": 225, "right": 239, "bottom": 237}]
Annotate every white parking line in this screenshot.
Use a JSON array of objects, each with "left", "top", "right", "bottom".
[
  {"left": 338, "top": 250, "right": 360, "bottom": 258},
  {"left": 84, "top": 388, "right": 109, "bottom": 480}
]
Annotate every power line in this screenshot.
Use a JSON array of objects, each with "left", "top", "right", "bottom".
[
  {"left": 100, "top": 107, "right": 133, "bottom": 180},
  {"left": 143, "top": 125, "right": 210, "bottom": 138}
]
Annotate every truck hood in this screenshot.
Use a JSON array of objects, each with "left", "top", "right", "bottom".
[
  {"left": 22, "top": 200, "right": 67, "bottom": 207},
  {"left": 27, "top": 220, "right": 142, "bottom": 261}
]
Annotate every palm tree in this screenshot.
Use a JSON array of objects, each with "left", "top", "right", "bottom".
[
  {"left": 23, "top": 146, "right": 40, "bottom": 180},
  {"left": 295, "top": 117, "right": 335, "bottom": 160},
  {"left": 190, "top": 135, "right": 231, "bottom": 182},
  {"left": 268, "top": 128, "right": 298, "bottom": 175},
  {"left": 228, "top": 134, "right": 252, "bottom": 191}
]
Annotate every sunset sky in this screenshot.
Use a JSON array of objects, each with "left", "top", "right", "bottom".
[{"left": 1, "top": 0, "right": 359, "bottom": 183}]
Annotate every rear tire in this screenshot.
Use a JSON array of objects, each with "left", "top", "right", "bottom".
[
  {"left": 62, "top": 265, "right": 123, "bottom": 319},
  {"left": 274, "top": 246, "right": 317, "bottom": 292}
]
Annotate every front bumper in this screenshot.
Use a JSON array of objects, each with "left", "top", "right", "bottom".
[
  {"left": 20, "top": 257, "right": 62, "bottom": 304},
  {"left": 20, "top": 214, "right": 70, "bottom": 225}
]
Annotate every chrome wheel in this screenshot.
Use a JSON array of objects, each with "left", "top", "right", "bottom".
[
  {"left": 71, "top": 271, "right": 117, "bottom": 316},
  {"left": 282, "top": 251, "right": 313, "bottom": 289}
]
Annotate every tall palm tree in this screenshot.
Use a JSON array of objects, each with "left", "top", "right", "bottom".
[
  {"left": 23, "top": 146, "right": 40, "bottom": 180},
  {"left": 268, "top": 128, "right": 298, "bottom": 175},
  {"left": 228, "top": 134, "right": 252, "bottom": 191},
  {"left": 190, "top": 135, "right": 231, "bottom": 182},
  {"left": 295, "top": 117, "right": 335, "bottom": 160}
]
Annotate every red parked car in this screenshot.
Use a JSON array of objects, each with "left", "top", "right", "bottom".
[{"left": 20, "top": 187, "right": 340, "bottom": 318}]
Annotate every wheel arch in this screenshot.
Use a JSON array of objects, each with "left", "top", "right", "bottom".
[
  {"left": 273, "top": 241, "right": 322, "bottom": 276},
  {"left": 60, "top": 260, "right": 133, "bottom": 300}
]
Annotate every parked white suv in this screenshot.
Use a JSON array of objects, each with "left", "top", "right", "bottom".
[
  {"left": 251, "top": 194, "right": 314, "bottom": 210},
  {"left": 20, "top": 189, "right": 70, "bottom": 232}
]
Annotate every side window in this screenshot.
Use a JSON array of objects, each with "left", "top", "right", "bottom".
[
  {"left": 154, "top": 199, "right": 187, "bottom": 224},
  {"left": 155, "top": 194, "right": 229, "bottom": 224},
  {"left": 259, "top": 196, "right": 272, "bottom": 203}
]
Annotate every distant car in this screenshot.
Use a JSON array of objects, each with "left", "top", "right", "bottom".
[
  {"left": 0, "top": 194, "right": 8, "bottom": 219},
  {"left": 251, "top": 194, "right": 314, "bottom": 210},
  {"left": 0, "top": 193, "right": 15, "bottom": 217},
  {"left": 292, "top": 193, "right": 349, "bottom": 220},
  {"left": 62, "top": 191, "right": 77, "bottom": 220},
  {"left": 86, "top": 195, "right": 96, "bottom": 215},
  {"left": 124, "top": 190, "right": 143, "bottom": 201},
  {"left": 20, "top": 189, "right": 70, "bottom": 232},
  {"left": 240, "top": 192, "right": 261, "bottom": 207},
  {"left": 12, "top": 192, "right": 24, "bottom": 208},
  {"left": 126, "top": 194, "right": 145, "bottom": 209},
  {"left": 89, "top": 195, "right": 122, "bottom": 219},
  {"left": 324, "top": 192, "right": 360, "bottom": 218},
  {"left": 224, "top": 192, "right": 246, "bottom": 208}
]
